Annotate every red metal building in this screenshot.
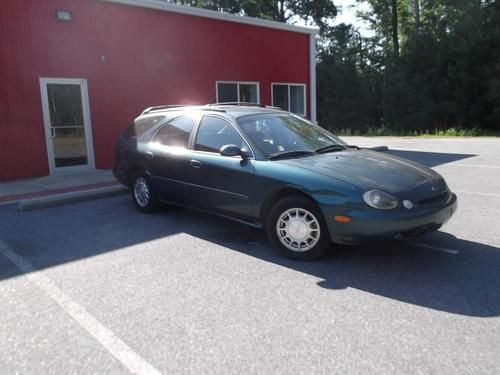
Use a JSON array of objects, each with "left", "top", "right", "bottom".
[{"left": 0, "top": 0, "right": 318, "bottom": 181}]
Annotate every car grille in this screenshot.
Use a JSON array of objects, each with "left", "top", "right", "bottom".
[{"left": 419, "top": 190, "right": 450, "bottom": 205}]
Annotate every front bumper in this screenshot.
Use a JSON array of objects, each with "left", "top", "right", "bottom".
[{"left": 323, "top": 193, "right": 458, "bottom": 245}]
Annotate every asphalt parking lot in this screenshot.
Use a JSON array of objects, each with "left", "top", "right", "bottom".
[{"left": 1, "top": 137, "right": 499, "bottom": 374}]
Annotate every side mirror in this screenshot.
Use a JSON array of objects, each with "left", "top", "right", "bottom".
[{"left": 220, "top": 144, "right": 248, "bottom": 158}]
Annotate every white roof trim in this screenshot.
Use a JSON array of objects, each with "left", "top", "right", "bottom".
[{"left": 99, "top": 0, "right": 319, "bottom": 35}]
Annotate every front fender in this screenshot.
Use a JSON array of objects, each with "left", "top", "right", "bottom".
[{"left": 251, "top": 160, "right": 364, "bottom": 220}]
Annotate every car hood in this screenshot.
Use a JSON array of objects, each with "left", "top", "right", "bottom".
[{"left": 279, "top": 150, "right": 441, "bottom": 193}]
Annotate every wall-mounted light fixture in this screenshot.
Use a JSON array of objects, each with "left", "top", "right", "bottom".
[{"left": 55, "top": 9, "right": 73, "bottom": 22}]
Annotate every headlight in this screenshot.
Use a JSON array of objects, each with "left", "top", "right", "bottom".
[{"left": 363, "top": 190, "right": 399, "bottom": 210}]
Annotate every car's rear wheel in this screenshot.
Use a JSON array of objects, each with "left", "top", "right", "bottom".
[
  {"left": 266, "top": 196, "right": 330, "bottom": 260},
  {"left": 132, "top": 173, "right": 158, "bottom": 213}
]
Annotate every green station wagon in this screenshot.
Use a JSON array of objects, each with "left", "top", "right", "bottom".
[{"left": 113, "top": 103, "right": 457, "bottom": 260}]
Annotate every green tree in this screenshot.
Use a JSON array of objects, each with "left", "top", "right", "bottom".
[
  {"left": 169, "top": 0, "right": 500, "bottom": 132},
  {"left": 317, "top": 24, "right": 383, "bottom": 131},
  {"left": 169, "top": 0, "right": 337, "bottom": 33}
]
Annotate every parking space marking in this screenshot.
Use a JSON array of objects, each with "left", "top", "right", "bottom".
[
  {"left": 413, "top": 242, "right": 460, "bottom": 255},
  {"left": 455, "top": 190, "right": 500, "bottom": 198},
  {"left": 447, "top": 164, "right": 500, "bottom": 169},
  {"left": 0, "top": 240, "right": 161, "bottom": 375}
]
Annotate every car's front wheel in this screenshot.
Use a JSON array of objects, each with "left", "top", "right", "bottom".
[
  {"left": 132, "top": 173, "right": 158, "bottom": 213},
  {"left": 266, "top": 196, "right": 330, "bottom": 260}
]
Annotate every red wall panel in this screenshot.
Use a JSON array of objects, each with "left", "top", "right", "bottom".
[{"left": 0, "top": 0, "right": 311, "bottom": 180}]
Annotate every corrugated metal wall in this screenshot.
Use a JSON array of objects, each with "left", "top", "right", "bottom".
[{"left": 0, "top": 0, "right": 310, "bottom": 180}]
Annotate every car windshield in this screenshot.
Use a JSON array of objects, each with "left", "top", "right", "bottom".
[{"left": 237, "top": 113, "right": 346, "bottom": 157}]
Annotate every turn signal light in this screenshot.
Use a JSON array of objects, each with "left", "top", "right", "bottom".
[{"left": 334, "top": 215, "right": 352, "bottom": 223}]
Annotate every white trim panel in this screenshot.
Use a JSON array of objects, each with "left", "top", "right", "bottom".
[
  {"left": 39, "top": 77, "right": 95, "bottom": 174},
  {"left": 100, "top": 0, "right": 319, "bottom": 35},
  {"left": 309, "top": 34, "right": 317, "bottom": 123}
]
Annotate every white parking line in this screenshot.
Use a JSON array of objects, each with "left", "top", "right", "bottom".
[
  {"left": 413, "top": 242, "right": 460, "bottom": 255},
  {"left": 0, "top": 240, "right": 161, "bottom": 375},
  {"left": 447, "top": 164, "right": 500, "bottom": 169},
  {"left": 455, "top": 190, "right": 500, "bottom": 198}
]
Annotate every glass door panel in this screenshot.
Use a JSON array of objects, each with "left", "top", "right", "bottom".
[
  {"left": 46, "top": 83, "right": 88, "bottom": 167},
  {"left": 40, "top": 78, "right": 94, "bottom": 173}
]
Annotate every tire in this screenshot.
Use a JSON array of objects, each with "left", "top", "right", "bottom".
[
  {"left": 266, "top": 196, "right": 330, "bottom": 260},
  {"left": 131, "top": 173, "right": 158, "bottom": 213}
]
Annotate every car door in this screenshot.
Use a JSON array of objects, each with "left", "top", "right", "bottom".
[
  {"left": 147, "top": 115, "right": 195, "bottom": 205},
  {"left": 187, "top": 115, "right": 256, "bottom": 220}
]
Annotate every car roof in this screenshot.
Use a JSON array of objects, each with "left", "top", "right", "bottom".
[{"left": 139, "top": 103, "right": 287, "bottom": 119}]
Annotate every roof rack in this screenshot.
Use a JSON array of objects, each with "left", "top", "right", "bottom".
[
  {"left": 141, "top": 104, "right": 227, "bottom": 115},
  {"left": 140, "top": 102, "right": 284, "bottom": 116},
  {"left": 209, "top": 102, "right": 284, "bottom": 110},
  {"left": 141, "top": 105, "right": 192, "bottom": 115},
  {"left": 209, "top": 102, "right": 264, "bottom": 107}
]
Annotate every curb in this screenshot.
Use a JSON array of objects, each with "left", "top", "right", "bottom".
[
  {"left": 18, "top": 185, "right": 129, "bottom": 211},
  {"left": 0, "top": 180, "right": 120, "bottom": 206}
]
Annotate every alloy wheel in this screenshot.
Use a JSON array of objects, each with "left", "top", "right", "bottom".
[
  {"left": 133, "top": 177, "right": 151, "bottom": 208},
  {"left": 276, "top": 208, "right": 320, "bottom": 252}
]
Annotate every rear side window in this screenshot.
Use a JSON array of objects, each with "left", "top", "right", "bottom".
[
  {"left": 154, "top": 116, "right": 194, "bottom": 148},
  {"left": 122, "top": 116, "right": 166, "bottom": 139}
]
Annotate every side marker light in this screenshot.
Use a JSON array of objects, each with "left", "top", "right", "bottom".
[{"left": 334, "top": 215, "right": 352, "bottom": 223}]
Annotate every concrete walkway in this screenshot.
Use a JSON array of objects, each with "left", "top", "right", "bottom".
[{"left": 0, "top": 170, "right": 123, "bottom": 206}]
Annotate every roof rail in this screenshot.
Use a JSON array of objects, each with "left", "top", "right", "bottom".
[
  {"left": 141, "top": 104, "right": 228, "bottom": 115},
  {"left": 142, "top": 102, "right": 284, "bottom": 115},
  {"left": 199, "top": 107, "right": 226, "bottom": 113},
  {"left": 209, "top": 102, "right": 265, "bottom": 107},
  {"left": 209, "top": 102, "right": 284, "bottom": 111},
  {"left": 141, "top": 104, "right": 194, "bottom": 115}
]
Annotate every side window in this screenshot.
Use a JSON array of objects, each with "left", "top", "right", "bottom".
[
  {"left": 195, "top": 116, "right": 246, "bottom": 154},
  {"left": 122, "top": 116, "right": 166, "bottom": 139},
  {"left": 154, "top": 116, "right": 194, "bottom": 148}
]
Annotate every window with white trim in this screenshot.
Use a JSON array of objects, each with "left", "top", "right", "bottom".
[
  {"left": 216, "top": 81, "right": 259, "bottom": 103},
  {"left": 272, "top": 83, "right": 306, "bottom": 116}
]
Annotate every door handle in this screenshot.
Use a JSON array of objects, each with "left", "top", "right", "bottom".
[
  {"left": 145, "top": 151, "right": 154, "bottom": 158},
  {"left": 50, "top": 127, "right": 56, "bottom": 138},
  {"left": 190, "top": 159, "right": 202, "bottom": 168}
]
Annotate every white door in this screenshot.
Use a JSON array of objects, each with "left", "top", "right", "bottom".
[{"left": 40, "top": 78, "right": 95, "bottom": 173}]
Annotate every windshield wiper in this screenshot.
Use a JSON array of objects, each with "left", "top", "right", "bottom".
[
  {"left": 268, "top": 150, "right": 315, "bottom": 160},
  {"left": 314, "top": 144, "right": 347, "bottom": 154}
]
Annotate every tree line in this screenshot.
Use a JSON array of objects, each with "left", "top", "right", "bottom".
[{"left": 168, "top": 1, "right": 500, "bottom": 133}]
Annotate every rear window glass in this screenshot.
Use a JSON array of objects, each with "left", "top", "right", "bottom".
[
  {"left": 153, "top": 116, "right": 194, "bottom": 148},
  {"left": 122, "top": 116, "right": 166, "bottom": 139}
]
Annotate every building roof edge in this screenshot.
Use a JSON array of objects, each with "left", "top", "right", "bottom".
[{"left": 99, "top": 0, "right": 320, "bottom": 35}]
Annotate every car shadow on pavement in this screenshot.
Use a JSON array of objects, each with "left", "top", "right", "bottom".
[
  {"left": 382, "top": 149, "right": 476, "bottom": 167},
  {"left": 0, "top": 197, "right": 498, "bottom": 318},
  {"left": 200, "top": 217, "right": 500, "bottom": 318}
]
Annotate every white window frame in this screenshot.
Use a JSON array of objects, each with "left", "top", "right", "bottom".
[
  {"left": 39, "top": 77, "right": 95, "bottom": 174},
  {"left": 215, "top": 81, "right": 260, "bottom": 104},
  {"left": 271, "top": 83, "right": 307, "bottom": 117}
]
